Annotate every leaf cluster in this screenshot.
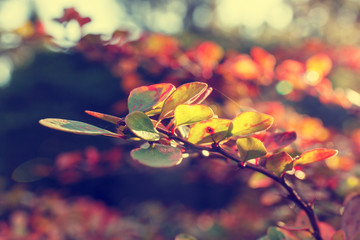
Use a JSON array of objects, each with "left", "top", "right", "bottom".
[{"left": 39, "top": 82, "right": 337, "bottom": 178}]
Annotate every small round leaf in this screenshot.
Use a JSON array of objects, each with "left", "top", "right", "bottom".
[
  {"left": 265, "top": 151, "right": 294, "bottom": 177},
  {"left": 128, "top": 83, "right": 175, "bottom": 113},
  {"left": 187, "top": 118, "right": 232, "bottom": 145},
  {"left": 236, "top": 137, "right": 267, "bottom": 162},
  {"left": 174, "top": 104, "right": 214, "bottom": 127},
  {"left": 125, "top": 111, "right": 160, "bottom": 141},
  {"left": 131, "top": 144, "right": 182, "bottom": 168},
  {"left": 159, "top": 82, "right": 208, "bottom": 121},
  {"left": 230, "top": 111, "right": 274, "bottom": 137}
]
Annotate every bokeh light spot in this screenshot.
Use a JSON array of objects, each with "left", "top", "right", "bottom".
[
  {"left": 276, "top": 81, "right": 293, "bottom": 95},
  {"left": 346, "top": 176, "right": 359, "bottom": 188},
  {"left": 304, "top": 70, "right": 321, "bottom": 85},
  {"left": 0, "top": 0, "right": 30, "bottom": 31}
]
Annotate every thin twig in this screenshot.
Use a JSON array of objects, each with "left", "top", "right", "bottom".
[{"left": 157, "top": 128, "right": 322, "bottom": 240}]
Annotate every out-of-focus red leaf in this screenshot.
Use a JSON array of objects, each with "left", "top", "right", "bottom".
[
  {"left": 196, "top": 41, "right": 224, "bottom": 78},
  {"left": 54, "top": 8, "right": 91, "bottom": 27},
  {"left": 294, "top": 148, "right": 338, "bottom": 166},
  {"left": 342, "top": 194, "right": 360, "bottom": 240},
  {"left": 331, "top": 230, "right": 346, "bottom": 240},
  {"left": 55, "top": 151, "right": 83, "bottom": 171},
  {"left": 264, "top": 131, "right": 297, "bottom": 152},
  {"left": 250, "top": 47, "right": 276, "bottom": 85},
  {"left": 219, "top": 55, "right": 260, "bottom": 80},
  {"left": 142, "top": 33, "right": 179, "bottom": 57},
  {"left": 275, "top": 59, "right": 306, "bottom": 89},
  {"left": 319, "top": 222, "right": 336, "bottom": 240}
]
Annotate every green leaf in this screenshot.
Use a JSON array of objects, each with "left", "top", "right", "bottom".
[
  {"left": 158, "top": 82, "right": 208, "bottom": 121},
  {"left": 131, "top": 144, "right": 182, "bottom": 167},
  {"left": 294, "top": 148, "right": 338, "bottom": 166},
  {"left": 236, "top": 137, "right": 267, "bottom": 162},
  {"left": 125, "top": 111, "right": 160, "bottom": 141},
  {"left": 230, "top": 111, "right": 274, "bottom": 137},
  {"left": 187, "top": 118, "right": 232, "bottom": 145},
  {"left": 265, "top": 152, "right": 294, "bottom": 177},
  {"left": 128, "top": 83, "right": 175, "bottom": 113},
  {"left": 267, "top": 227, "right": 286, "bottom": 240},
  {"left": 174, "top": 104, "right": 214, "bottom": 127},
  {"left": 85, "top": 110, "right": 121, "bottom": 124},
  {"left": 12, "top": 158, "right": 53, "bottom": 183},
  {"left": 39, "top": 118, "right": 118, "bottom": 137}
]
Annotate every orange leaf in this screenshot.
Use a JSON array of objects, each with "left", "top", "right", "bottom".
[
  {"left": 197, "top": 41, "right": 223, "bottom": 66},
  {"left": 295, "top": 148, "right": 338, "bottom": 166}
]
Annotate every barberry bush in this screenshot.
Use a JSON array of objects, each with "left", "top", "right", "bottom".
[{"left": 2, "top": 6, "right": 360, "bottom": 240}]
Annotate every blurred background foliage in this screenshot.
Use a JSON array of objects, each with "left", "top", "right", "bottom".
[{"left": 0, "top": 0, "right": 360, "bottom": 239}]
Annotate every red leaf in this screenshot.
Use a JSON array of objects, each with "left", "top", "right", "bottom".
[
  {"left": 196, "top": 41, "right": 224, "bottom": 78},
  {"left": 54, "top": 8, "right": 91, "bottom": 27},
  {"left": 264, "top": 131, "right": 297, "bottom": 152},
  {"left": 250, "top": 47, "right": 276, "bottom": 85}
]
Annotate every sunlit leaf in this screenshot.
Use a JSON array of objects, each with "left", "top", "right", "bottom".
[
  {"left": 230, "top": 111, "right": 274, "bottom": 137},
  {"left": 125, "top": 111, "right": 160, "bottom": 141},
  {"left": 236, "top": 137, "right": 267, "bottom": 162},
  {"left": 191, "top": 87, "right": 213, "bottom": 105},
  {"left": 175, "top": 234, "right": 197, "bottom": 240},
  {"left": 85, "top": 110, "right": 121, "bottom": 124},
  {"left": 39, "top": 118, "right": 118, "bottom": 137},
  {"left": 265, "top": 152, "right": 294, "bottom": 177},
  {"left": 294, "top": 148, "right": 338, "bottom": 166},
  {"left": 131, "top": 144, "right": 182, "bottom": 168},
  {"left": 158, "top": 82, "right": 208, "bottom": 121},
  {"left": 342, "top": 194, "right": 360, "bottom": 240},
  {"left": 174, "top": 104, "right": 214, "bottom": 127},
  {"left": 264, "top": 131, "right": 297, "bottom": 152},
  {"left": 128, "top": 83, "right": 175, "bottom": 113},
  {"left": 12, "top": 158, "right": 53, "bottom": 183},
  {"left": 187, "top": 118, "right": 232, "bottom": 145}
]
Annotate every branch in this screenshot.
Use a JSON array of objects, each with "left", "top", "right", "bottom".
[{"left": 158, "top": 128, "right": 322, "bottom": 240}]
